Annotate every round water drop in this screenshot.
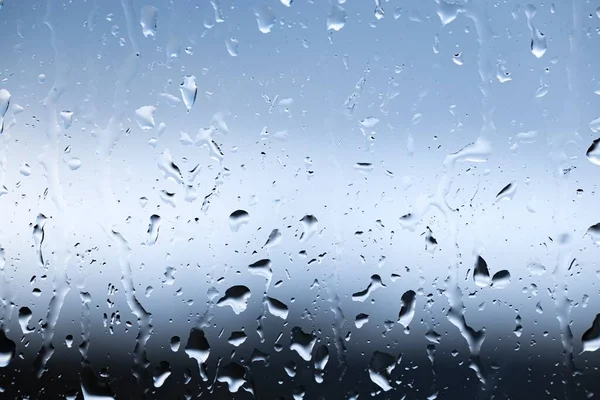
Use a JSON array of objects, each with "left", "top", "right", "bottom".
[
  {"left": 170, "top": 336, "right": 180, "bottom": 352},
  {"left": 65, "top": 334, "right": 74, "bottom": 348},
  {"left": 19, "top": 163, "right": 31, "bottom": 176},
  {"left": 229, "top": 210, "right": 249, "bottom": 232},
  {"left": 68, "top": 158, "right": 82, "bottom": 170}
]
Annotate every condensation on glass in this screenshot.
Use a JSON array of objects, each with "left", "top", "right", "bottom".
[{"left": 0, "top": 0, "right": 599, "bottom": 398}]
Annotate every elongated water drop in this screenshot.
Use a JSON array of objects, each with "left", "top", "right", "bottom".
[
  {"left": 473, "top": 256, "right": 491, "bottom": 287},
  {"left": 290, "top": 327, "right": 316, "bottom": 361},
  {"left": 586, "top": 138, "right": 600, "bottom": 166},
  {"left": 398, "top": 290, "right": 416, "bottom": 328},
  {"left": 146, "top": 214, "right": 161, "bottom": 245},
  {"left": 140, "top": 6, "right": 158, "bottom": 37},
  {"left": 179, "top": 75, "right": 197, "bottom": 112}
]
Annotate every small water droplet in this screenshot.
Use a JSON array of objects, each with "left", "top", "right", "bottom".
[{"left": 60, "top": 110, "right": 74, "bottom": 130}]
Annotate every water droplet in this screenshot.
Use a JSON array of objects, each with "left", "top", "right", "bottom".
[
  {"left": 281, "top": 0, "right": 292, "bottom": 7},
  {"left": 147, "top": 214, "right": 161, "bottom": 245},
  {"left": 229, "top": 210, "right": 250, "bottom": 232},
  {"left": 495, "top": 182, "right": 517, "bottom": 202},
  {"left": 354, "top": 162, "right": 373, "bottom": 173},
  {"left": 525, "top": 5, "right": 547, "bottom": 58},
  {"left": 436, "top": 1, "right": 461, "bottom": 26},
  {"left": 586, "top": 223, "right": 600, "bottom": 245},
  {"left": 226, "top": 38, "right": 239, "bottom": 56},
  {"left": 254, "top": 6, "right": 276, "bottom": 33},
  {"left": 359, "top": 116, "right": 379, "bottom": 128},
  {"left": 65, "top": 334, "right": 73, "bottom": 348},
  {"left": 263, "top": 229, "right": 282, "bottom": 249},
  {"left": 134, "top": 106, "right": 156, "bottom": 130},
  {"left": 452, "top": 52, "right": 463, "bottom": 65},
  {"left": 140, "top": 6, "right": 158, "bottom": 37},
  {"left": 582, "top": 314, "right": 600, "bottom": 352},
  {"left": 290, "top": 327, "right": 316, "bottom": 361},
  {"left": 18, "top": 307, "right": 33, "bottom": 334},
  {"left": 299, "top": 215, "right": 318, "bottom": 242},
  {"left": 586, "top": 138, "right": 600, "bottom": 166},
  {"left": 216, "top": 285, "right": 251, "bottom": 314},
  {"left": 327, "top": 5, "right": 347, "bottom": 31},
  {"left": 398, "top": 290, "right": 416, "bottom": 328},
  {"left": 185, "top": 328, "right": 210, "bottom": 374},
  {"left": 527, "top": 259, "right": 547, "bottom": 276},
  {"left": 313, "top": 345, "right": 329, "bottom": 383},
  {"left": 217, "top": 362, "right": 246, "bottom": 392},
  {"left": 0, "top": 330, "right": 15, "bottom": 367},
  {"left": 19, "top": 163, "right": 31, "bottom": 176},
  {"left": 473, "top": 256, "right": 491, "bottom": 287},
  {"left": 68, "top": 158, "right": 82, "bottom": 170},
  {"left": 228, "top": 331, "right": 247, "bottom": 347},
  {"left": 0, "top": 89, "right": 10, "bottom": 134},
  {"left": 352, "top": 274, "right": 385, "bottom": 302},
  {"left": 60, "top": 110, "right": 74, "bottom": 130},
  {"left": 491, "top": 270, "right": 511, "bottom": 289},
  {"left": 266, "top": 297, "right": 289, "bottom": 320},
  {"left": 170, "top": 336, "right": 180, "bottom": 352},
  {"left": 179, "top": 75, "right": 197, "bottom": 112},
  {"left": 355, "top": 313, "right": 369, "bottom": 329},
  {"left": 153, "top": 361, "right": 171, "bottom": 388},
  {"left": 368, "top": 351, "right": 395, "bottom": 391}
]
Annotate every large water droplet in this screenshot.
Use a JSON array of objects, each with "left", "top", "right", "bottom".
[
  {"left": 473, "top": 256, "right": 491, "bottom": 287},
  {"left": 140, "top": 6, "right": 158, "bottom": 37},
  {"left": 491, "top": 270, "right": 511, "bottom": 289},
  {"left": 153, "top": 361, "right": 171, "bottom": 388},
  {"left": 368, "top": 351, "right": 395, "bottom": 391},
  {"left": 216, "top": 285, "right": 251, "bottom": 314},
  {"left": 352, "top": 275, "right": 385, "bottom": 302},
  {"left": 0, "top": 330, "right": 15, "bottom": 368},
  {"left": 217, "top": 362, "right": 246, "bottom": 392},
  {"left": 185, "top": 328, "right": 210, "bottom": 372},
  {"left": 586, "top": 138, "right": 600, "bottom": 166},
  {"left": 134, "top": 106, "right": 156, "bottom": 130},
  {"left": 265, "top": 297, "right": 289, "bottom": 320},
  {"left": 582, "top": 314, "right": 600, "bottom": 352},
  {"left": 229, "top": 210, "right": 249, "bottom": 232},
  {"left": 228, "top": 331, "right": 247, "bottom": 347},
  {"left": 254, "top": 6, "right": 276, "bottom": 33},
  {"left": 327, "top": 5, "right": 347, "bottom": 31},
  {"left": 586, "top": 223, "right": 600, "bottom": 245},
  {"left": 299, "top": 215, "right": 318, "bottom": 242},
  {"left": 398, "top": 290, "right": 416, "bottom": 328},
  {"left": 18, "top": 307, "right": 34, "bottom": 334},
  {"left": 290, "top": 327, "right": 316, "bottom": 361}
]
